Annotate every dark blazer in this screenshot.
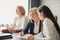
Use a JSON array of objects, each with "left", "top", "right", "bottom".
[{"left": 23, "top": 20, "right": 41, "bottom": 35}]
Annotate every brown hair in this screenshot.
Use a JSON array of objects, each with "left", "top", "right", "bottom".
[{"left": 17, "top": 6, "right": 25, "bottom": 15}]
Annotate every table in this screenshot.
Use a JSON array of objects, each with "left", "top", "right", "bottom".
[
  {"left": 0, "top": 33, "right": 49, "bottom": 40},
  {"left": 0, "top": 27, "right": 47, "bottom": 40},
  {"left": 0, "top": 27, "right": 27, "bottom": 40}
]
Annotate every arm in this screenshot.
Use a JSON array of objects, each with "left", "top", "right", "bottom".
[
  {"left": 19, "top": 22, "right": 30, "bottom": 36},
  {"left": 23, "top": 23, "right": 30, "bottom": 34},
  {"left": 21, "top": 16, "right": 28, "bottom": 29}
]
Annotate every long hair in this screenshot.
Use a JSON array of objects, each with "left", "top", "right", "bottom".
[
  {"left": 29, "top": 7, "right": 38, "bottom": 23},
  {"left": 38, "top": 5, "right": 60, "bottom": 35}
]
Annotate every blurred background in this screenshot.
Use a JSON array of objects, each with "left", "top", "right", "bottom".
[{"left": 0, "top": 0, "right": 60, "bottom": 28}]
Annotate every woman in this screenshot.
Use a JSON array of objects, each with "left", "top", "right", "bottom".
[
  {"left": 2, "top": 6, "right": 28, "bottom": 33},
  {"left": 19, "top": 7, "right": 41, "bottom": 36},
  {"left": 37, "top": 5, "right": 60, "bottom": 40}
]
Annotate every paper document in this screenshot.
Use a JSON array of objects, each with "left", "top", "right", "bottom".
[
  {"left": 0, "top": 33, "right": 12, "bottom": 36},
  {"left": 16, "top": 34, "right": 32, "bottom": 39}
]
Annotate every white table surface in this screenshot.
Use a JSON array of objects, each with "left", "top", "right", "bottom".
[{"left": 0, "top": 27, "right": 46, "bottom": 40}]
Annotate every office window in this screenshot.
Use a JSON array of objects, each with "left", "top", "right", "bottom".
[
  {"left": 31, "top": 0, "right": 40, "bottom": 8},
  {"left": 0, "top": 0, "right": 28, "bottom": 25}
]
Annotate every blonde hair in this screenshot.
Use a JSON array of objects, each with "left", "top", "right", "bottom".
[
  {"left": 30, "top": 7, "right": 37, "bottom": 14},
  {"left": 29, "top": 7, "right": 38, "bottom": 22},
  {"left": 17, "top": 6, "right": 25, "bottom": 15}
]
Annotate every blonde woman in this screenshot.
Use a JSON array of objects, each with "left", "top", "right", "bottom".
[
  {"left": 19, "top": 7, "right": 41, "bottom": 40},
  {"left": 2, "top": 6, "right": 28, "bottom": 33}
]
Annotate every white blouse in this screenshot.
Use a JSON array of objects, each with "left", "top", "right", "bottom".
[
  {"left": 42, "top": 18, "right": 59, "bottom": 40},
  {"left": 34, "top": 18, "right": 59, "bottom": 40},
  {"left": 13, "top": 15, "right": 28, "bottom": 30},
  {"left": 34, "top": 21, "right": 40, "bottom": 34}
]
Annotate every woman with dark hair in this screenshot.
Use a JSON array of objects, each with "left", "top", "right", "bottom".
[{"left": 37, "top": 5, "right": 60, "bottom": 40}]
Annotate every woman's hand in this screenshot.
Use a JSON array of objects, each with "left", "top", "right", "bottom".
[
  {"left": 7, "top": 26, "right": 13, "bottom": 32},
  {"left": 19, "top": 31, "right": 24, "bottom": 36},
  {"left": 27, "top": 34, "right": 34, "bottom": 40}
]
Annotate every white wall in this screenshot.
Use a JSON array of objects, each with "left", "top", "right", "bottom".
[
  {"left": 0, "top": 0, "right": 28, "bottom": 25},
  {"left": 41, "top": 0, "right": 60, "bottom": 27}
]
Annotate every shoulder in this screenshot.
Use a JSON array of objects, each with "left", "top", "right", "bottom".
[
  {"left": 14, "top": 17, "right": 18, "bottom": 21},
  {"left": 43, "top": 18, "right": 53, "bottom": 24},
  {"left": 44, "top": 18, "right": 52, "bottom": 22},
  {"left": 43, "top": 18, "right": 54, "bottom": 26},
  {"left": 27, "top": 20, "right": 34, "bottom": 25},
  {"left": 22, "top": 15, "right": 28, "bottom": 19},
  {"left": 22, "top": 15, "right": 27, "bottom": 18}
]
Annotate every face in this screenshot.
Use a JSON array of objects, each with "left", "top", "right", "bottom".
[
  {"left": 38, "top": 11, "right": 44, "bottom": 20},
  {"left": 30, "top": 11, "right": 38, "bottom": 20},
  {"left": 16, "top": 7, "right": 22, "bottom": 16}
]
